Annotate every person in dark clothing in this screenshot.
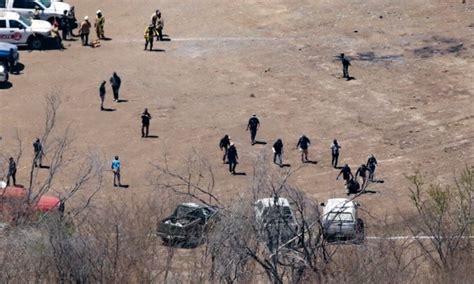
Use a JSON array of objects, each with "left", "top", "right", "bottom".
[
  {"left": 60, "top": 10, "right": 69, "bottom": 41},
  {"left": 141, "top": 108, "right": 152, "bottom": 137},
  {"left": 355, "top": 164, "right": 369, "bottom": 190},
  {"left": 272, "top": 139, "right": 284, "bottom": 166},
  {"left": 8, "top": 48, "right": 16, "bottom": 74},
  {"left": 246, "top": 113, "right": 260, "bottom": 145},
  {"left": 219, "top": 134, "right": 231, "bottom": 163},
  {"left": 6, "top": 157, "right": 16, "bottom": 186},
  {"left": 330, "top": 139, "right": 341, "bottom": 168},
  {"left": 336, "top": 164, "right": 353, "bottom": 183},
  {"left": 110, "top": 72, "right": 121, "bottom": 102},
  {"left": 296, "top": 135, "right": 311, "bottom": 163},
  {"left": 340, "top": 53, "right": 351, "bottom": 80},
  {"left": 33, "top": 138, "right": 43, "bottom": 168},
  {"left": 366, "top": 154, "right": 378, "bottom": 182},
  {"left": 227, "top": 143, "right": 238, "bottom": 174},
  {"left": 99, "top": 81, "right": 106, "bottom": 111}
]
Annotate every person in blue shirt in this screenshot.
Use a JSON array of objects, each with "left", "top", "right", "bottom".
[{"left": 111, "top": 156, "right": 122, "bottom": 187}]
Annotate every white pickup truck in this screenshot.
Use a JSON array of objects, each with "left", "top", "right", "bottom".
[
  {"left": 0, "top": 0, "right": 73, "bottom": 24},
  {"left": 0, "top": 11, "right": 51, "bottom": 49}
]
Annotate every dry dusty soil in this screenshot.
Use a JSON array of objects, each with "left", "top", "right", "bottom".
[{"left": 1, "top": 0, "right": 473, "bottom": 234}]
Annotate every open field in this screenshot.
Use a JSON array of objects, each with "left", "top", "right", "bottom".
[{"left": 0, "top": 0, "right": 473, "bottom": 275}]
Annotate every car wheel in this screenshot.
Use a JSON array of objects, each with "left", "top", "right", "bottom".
[{"left": 28, "top": 37, "right": 43, "bottom": 50}]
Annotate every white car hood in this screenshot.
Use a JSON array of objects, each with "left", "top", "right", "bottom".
[
  {"left": 47, "top": 2, "right": 71, "bottom": 14},
  {"left": 31, "top": 20, "right": 52, "bottom": 34}
]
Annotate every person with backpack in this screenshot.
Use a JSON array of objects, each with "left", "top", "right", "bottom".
[
  {"left": 219, "top": 134, "right": 231, "bottom": 163},
  {"left": 227, "top": 142, "right": 239, "bottom": 175},
  {"left": 246, "top": 113, "right": 260, "bottom": 145},
  {"left": 366, "top": 154, "right": 378, "bottom": 182},
  {"left": 272, "top": 139, "right": 284, "bottom": 166},
  {"left": 296, "top": 135, "right": 311, "bottom": 163},
  {"left": 330, "top": 139, "right": 341, "bottom": 168}
]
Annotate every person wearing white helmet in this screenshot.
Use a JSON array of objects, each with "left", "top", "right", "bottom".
[
  {"left": 95, "top": 10, "right": 105, "bottom": 39},
  {"left": 79, "top": 16, "right": 92, "bottom": 46}
]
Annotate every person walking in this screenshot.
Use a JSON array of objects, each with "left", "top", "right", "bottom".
[
  {"left": 355, "top": 164, "right": 369, "bottom": 190},
  {"left": 60, "top": 10, "right": 69, "bottom": 41},
  {"left": 336, "top": 164, "right": 353, "bottom": 184},
  {"left": 272, "top": 139, "right": 284, "bottom": 166},
  {"left": 227, "top": 142, "right": 239, "bottom": 175},
  {"left": 79, "top": 16, "right": 92, "bottom": 46},
  {"left": 141, "top": 109, "right": 152, "bottom": 137},
  {"left": 99, "top": 81, "right": 106, "bottom": 111},
  {"left": 33, "top": 138, "right": 43, "bottom": 168},
  {"left": 95, "top": 10, "right": 105, "bottom": 40},
  {"left": 110, "top": 72, "right": 121, "bottom": 102},
  {"left": 340, "top": 53, "right": 351, "bottom": 80},
  {"left": 6, "top": 157, "right": 16, "bottom": 186},
  {"left": 151, "top": 10, "right": 164, "bottom": 41},
  {"left": 111, "top": 156, "right": 122, "bottom": 187},
  {"left": 330, "top": 139, "right": 341, "bottom": 168},
  {"left": 219, "top": 134, "right": 231, "bottom": 163},
  {"left": 366, "top": 154, "right": 378, "bottom": 182},
  {"left": 144, "top": 24, "right": 158, "bottom": 51},
  {"left": 296, "top": 135, "right": 311, "bottom": 163},
  {"left": 246, "top": 113, "right": 260, "bottom": 145}
]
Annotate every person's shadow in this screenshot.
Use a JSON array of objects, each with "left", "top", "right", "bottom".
[
  {"left": 117, "top": 99, "right": 128, "bottom": 103},
  {"left": 118, "top": 184, "right": 129, "bottom": 188},
  {"left": 0, "top": 82, "right": 13, "bottom": 89},
  {"left": 346, "top": 76, "right": 356, "bottom": 81},
  {"left": 149, "top": 49, "right": 166, "bottom": 52},
  {"left": 233, "top": 172, "right": 246, "bottom": 176},
  {"left": 254, "top": 141, "right": 267, "bottom": 145},
  {"left": 279, "top": 164, "right": 291, "bottom": 168},
  {"left": 304, "top": 160, "right": 318, "bottom": 164},
  {"left": 145, "top": 135, "right": 159, "bottom": 138},
  {"left": 102, "top": 108, "right": 116, "bottom": 112}
]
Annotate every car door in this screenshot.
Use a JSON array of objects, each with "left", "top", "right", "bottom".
[
  {"left": 0, "top": 20, "right": 11, "bottom": 42},
  {"left": 7, "top": 20, "right": 26, "bottom": 44}
]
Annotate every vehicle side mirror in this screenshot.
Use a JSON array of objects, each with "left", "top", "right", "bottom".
[{"left": 320, "top": 202, "right": 325, "bottom": 207}]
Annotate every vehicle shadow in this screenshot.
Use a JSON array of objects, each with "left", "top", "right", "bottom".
[{"left": 0, "top": 82, "right": 13, "bottom": 89}]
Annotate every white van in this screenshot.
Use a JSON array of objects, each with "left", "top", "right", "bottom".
[
  {"left": 321, "top": 198, "right": 365, "bottom": 244},
  {"left": 0, "top": 11, "right": 51, "bottom": 49}
]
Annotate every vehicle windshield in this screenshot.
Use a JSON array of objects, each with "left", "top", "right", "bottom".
[
  {"left": 175, "top": 205, "right": 199, "bottom": 218},
  {"left": 39, "top": 0, "right": 51, "bottom": 8},
  {"left": 19, "top": 15, "right": 32, "bottom": 27},
  {"left": 262, "top": 206, "right": 294, "bottom": 223},
  {"left": 326, "top": 212, "right": 354, "bottom": 223}
]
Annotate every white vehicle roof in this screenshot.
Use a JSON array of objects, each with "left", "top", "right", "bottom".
[
  {"left": 323, "top": 198, "right": 357, "bottom": 216},
  {"left": 256, "top": 197, "right": 291, "bottom": 208},
  {"left": 181, "top": 202, "right": 200, "bottom": 208},
  {"left": 0, "top": 11, "right": 21, "bottom": 20}
]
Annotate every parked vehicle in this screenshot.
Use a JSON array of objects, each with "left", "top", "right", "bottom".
[
  {"left": 0, "top": 63, "right": 8, "bottom": 83},
  {"left": 0, "top": 41, "right": 19, "bottom": 71},
  {"left": 0, "top": 182, "right": 64, "bottom": 221},
  {"left": 321, "top": 198, "right": 364, "bottom": 244},
  {"left": 157, "top": 203, "right": 218, "bottom": 247},
  {"left": 0, "top": 0, "right": 75, "bottom": 28},
  {"left": 0, "top": 11, "right": 52, "bottom": 49},
  {"left": 255, "top": 197, "right": 299, "bottom": 252}
]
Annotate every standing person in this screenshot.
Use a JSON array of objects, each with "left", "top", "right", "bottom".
[
  {"left": 246, "top": 113, "right": 260, "bottom": 145},
  {"left": 144, "top": 24, "right": 157, "bottom": 51},
  {"left": 8, "top": 48, "right": 16, "bottom": 74},
  {"left": 33, "top": 138, "right": 43, "bottom": 168},
  {"left": 151, "top": 10, "right": 164, "bottom": 41},
  {"left": 272, "top": 139, "right": 284, "bottom": 166},
  {"left": 330, "top": 139, "right": 341, "bottom": 168},
  {"left": 340, "top": 53, "right": 351, "bottom": 80},
  {"left": 60, "top": 10, "right": 69, "bottom": 41},
  {"left": 99, "top": 81, "right": 106, "bottom": 111},
  {"left": 33, "top": 6, "right": 41, "bottom": 20},
  {"left": 227, "top": 142, "right": 239, "bottom": 175},
  {"left": 355, "top": 164, "right": 369, "bottom": 190},
  {"left": 219, "top": 134, "right": 231, "bottom": 163},
  {"left": 111, "top": 156, "right": 122, "bottom": 187},
  {"left": 296, "top": 135, "right": 311, "bottom": 163},
  {"left": 6, "top": 157, "right": 16, "bottom": 186},
  {"left": 336, "top": 164, "right": 353, "bottom": 184},
  {"left": 51, "top": 22, "right": 64, "bottom": 50},
  {"left": 141, "top": 109, "right": 152, "bottom": 137},
  {"left": 79, "top": 16, "right": 92, "bottom": 46},
  {"left": 109, "top": 72, "right": 121, "bottom": 102},
  {"left": 366, "top": 154, "right": 378, "bottom": 182},
  {"left": 95, "top": 10, "right": 105, "bottom": 40}
]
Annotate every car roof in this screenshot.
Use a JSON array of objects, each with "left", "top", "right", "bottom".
[
  {"left": 256, "top": 197, "right": 290, "bottom": 208},
  {"left": 323, "top": 198, "right": 356, "bottom": 216},
  {"left": 0, "top": 11, "right": 20, "bottom": 20},
  {"left": 0, "top": 42, "right": 18, "bottom": 51},
  {"left": 180, "top": 202, "right": 200, "bottom": 208}
]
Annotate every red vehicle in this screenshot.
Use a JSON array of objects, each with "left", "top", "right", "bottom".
[{"left": 0, "top": 185, "right": 64, "bottom": 221}]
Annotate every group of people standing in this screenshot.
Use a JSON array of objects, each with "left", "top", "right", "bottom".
[
  {"left": 219, "top": 114, "right": 380, "bottom": 191},
  {"left": 6, "top": 139, "right": 44, "bottom": 187},
  {"left": 144, "top": 10, "right": 165, "bottom": 51},
  {"left": 78, "top": 10, "right": 106, "bottom": 46}
]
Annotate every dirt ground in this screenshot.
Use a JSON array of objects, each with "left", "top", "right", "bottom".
[{"left": 0, "top": 0, "right": 473, "bottom": 232}]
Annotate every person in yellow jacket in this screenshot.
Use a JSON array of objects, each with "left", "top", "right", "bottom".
[
  {"left": 95, "top": 10, "right": 105, "bottom": 39},
  {"left": 144, "top": 24, "right": 158, "bottom": 51}
]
